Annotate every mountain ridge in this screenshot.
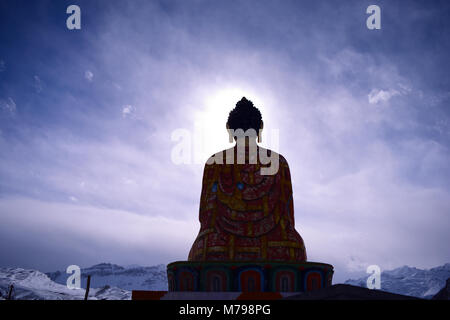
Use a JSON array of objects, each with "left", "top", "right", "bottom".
[
  {"left": 0, "top": 267, "right": 130, "bottom": 300},
  {"left": 1, "top": 262, "right": 449, "bottom": 300},
  {"left": 46, "top": 262, "right": 168, "bottom": 291},
  {"left": 345, "top": 263, "right": 450, "bottom": 299}
]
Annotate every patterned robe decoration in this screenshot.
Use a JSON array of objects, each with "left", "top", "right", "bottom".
[{"left": 188, "top": 146, "right": 307, "bottom": 262}]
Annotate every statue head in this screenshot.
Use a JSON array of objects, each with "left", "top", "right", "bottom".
[{"left": 226, "top": 97, "right": 264, "bottom": 143}]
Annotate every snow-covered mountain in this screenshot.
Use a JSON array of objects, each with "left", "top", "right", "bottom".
[
  {"left": 46, "top": 263, "right": 168, "bottom": 291},
  {"left": 0, "top": 267, "right": 131, "bottom": 300},
  {"left": 345, "top": 263, "right": 450, "bottom": 299},
  {"left": 2, "top": 262, "right": 448, "bottom": 300}
]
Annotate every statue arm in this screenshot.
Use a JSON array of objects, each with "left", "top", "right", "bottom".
[
  {"left": 198, "top": 163, "right": 213, "bottom": 225},
  {"left": 282, "top": 158, "right": 296, "bottom": 226}
]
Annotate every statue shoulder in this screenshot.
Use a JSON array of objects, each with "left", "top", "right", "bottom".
[{"left": 258, "top": 147, "right": 289, "bottom": 165}]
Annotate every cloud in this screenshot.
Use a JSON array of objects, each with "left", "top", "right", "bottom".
[
  {"left": 0, "top": 60, "right": 5, "bottom": 72},
  {"left": 33, "top": 75, "right": 43, "bottom": 93},
  {"left": 346, "top": 256, "right": 371, "bottom": 273},
  {"left": 0, "top": 197, "right": 197, "bottom": 270},
  {"left": 0, "top": 127, "right": 203, "bottom": 220},
  {"left": 368, "top": 88, "right": 401, "bottom": 104},
  {"left": 433, "top": 119, "right": 450, "bottom": 136},
  {"left": 0, "top": 97, "right": 16, "bottom": 115},
  {"left": 289, "top": 132, "right": 450, "bottom": 281},
  {"left": 320, "top": 49, "right": 370, "bottom": 79},
  {"left": 428, "top": 91, "right": 450, "bottom": 107},
  {"left": 367, "top": 84, "right": 413, "bottom": 105},
  {"left": 121, "top": 105, "right": 135, "bottom": 118},
  {"left": 84, "top": 70, "right": 94, "bottom": 82}
]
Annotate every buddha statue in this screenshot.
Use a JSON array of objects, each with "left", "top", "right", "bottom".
[
  {"left": 167, "top": 97, "right": 333, "bottom": 293},
  {"left": 188, "top": 97, "right": 307, "bottom": 262}
]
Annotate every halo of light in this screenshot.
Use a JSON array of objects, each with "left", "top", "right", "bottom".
[{"left": 193, "top": 87, "right": 269, "bottom": 162}]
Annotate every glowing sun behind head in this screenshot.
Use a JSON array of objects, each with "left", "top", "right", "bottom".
[{"left": 193, "top": 87, "right": 269, "bottom": 162}]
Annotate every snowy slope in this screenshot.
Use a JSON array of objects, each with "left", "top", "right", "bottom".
[
  {"left": 47, "top": 263, "right": 168, "bottom": 291},
  {"left": 3, "top": 262, "right": 448, "bottom": 300},
  {"left": 0, "top": 267, "right": 131, "bottom": 300},
  {"left": 345, "top": 263, "right": 450, "bottom": 299}
]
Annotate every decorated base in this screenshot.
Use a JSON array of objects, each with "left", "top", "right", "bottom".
[
  {"left": 131, "top": 291, "right": 293, "bottom": 300},
  {"left": 167, "top": 261, "right": 333, "bottom": 292}
]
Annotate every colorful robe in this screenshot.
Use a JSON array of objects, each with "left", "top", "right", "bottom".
[{"left": 188, "top": 146, "right": 307, "bottom": 262}]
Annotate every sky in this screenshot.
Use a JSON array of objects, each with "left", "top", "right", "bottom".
[{"left": 0, "top": 0, "right": 449, "bottom": 283}]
